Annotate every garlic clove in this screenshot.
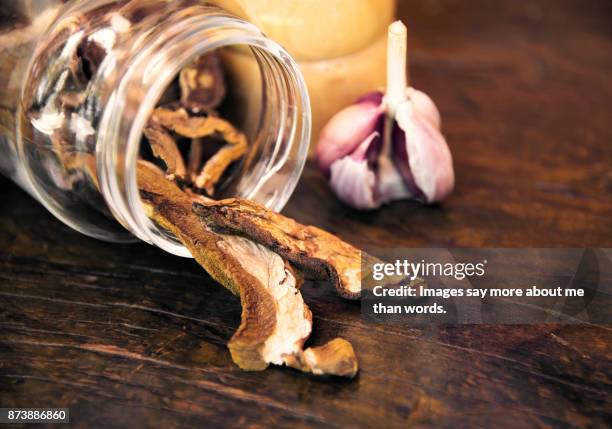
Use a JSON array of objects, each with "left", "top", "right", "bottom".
[
  {"left": 329, "top": 132, "right": 380, "bottom": 210},
  {"left": 376, "top": 153, "right": 412, "bottom": 204},
  {"left": 407, "top": 87, "right": 441, "bottom": 130},
  {"left": 316, "top": 98, "right": 384, "bottom": 175},
  {"left": 392, "top": 124, "right": 423, "bottom": 199},
  {"left": 393, "top": 100, "right": 454, "bottom": 203}
]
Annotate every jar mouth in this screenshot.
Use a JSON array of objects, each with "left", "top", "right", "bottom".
[{"left": 98, "top": 12, "right": 310, "bottom": 257}]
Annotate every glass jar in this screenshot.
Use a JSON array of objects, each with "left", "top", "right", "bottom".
[{"left": 0, "top": 0, "right": 311, "bottom": 257}]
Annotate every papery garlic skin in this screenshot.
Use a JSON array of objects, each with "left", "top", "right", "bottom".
[
  {"left": 394, "top": 100, "right": 454, "bottom": 203},
  {"left": 316, "top": 99, "right": 384, "bottom": 175},
  {"left": 406, "top": 87, "right": 441, "bottom": 129},
  {"left": 376, "top": 154, "right": 412, "bottom": 204},
  {"left": 329, "top": 157, "right": 378, "bottom": 210},
  {"left": 329, "top": 132, "right": 380, "bottom": 210}
]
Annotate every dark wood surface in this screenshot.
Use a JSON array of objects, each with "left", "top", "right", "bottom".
[{"left": 1, "top": 0, "right": 611, "bottom": 427}]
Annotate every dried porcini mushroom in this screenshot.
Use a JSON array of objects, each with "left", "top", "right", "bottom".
[
  {"left": 186, "top": 138, "right": 204, "bottom": 181},
  {"left": 193, "top": 139, "right": 246, "bottom": 195},
  {"left": 143, "top": 123, "right": 186, "bottom": 180},
  {"left": 179, "top": 51, "right": 226, "bottom": 112},
  {"left": 137, "top": 161, "right": 358, "bottom": 376},
  {"left": 284, "top": 338, "right": 359, "bottom": 377},
  {"left": 152, "top": 107, "right": 246, "bottom": 142},
  {"left": 193, "top": 198, "right": 368, "bottom": 299},
  {"left": 132, "top": 48, "right": 247, "bottom": 197},
  {"left": 149, "top": 106, "right": 248, "bottom": 195}
]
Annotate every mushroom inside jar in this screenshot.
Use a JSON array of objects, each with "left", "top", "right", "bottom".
[{"left": 139, "top": 49, "right": 250, "bottom": 200}]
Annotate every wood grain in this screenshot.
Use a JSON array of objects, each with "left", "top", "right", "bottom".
[{"left": 1, "top": 0, "right": 611, "bottom": 427}]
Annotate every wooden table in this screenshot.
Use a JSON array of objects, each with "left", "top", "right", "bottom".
[{"left": 1, "top": 0, "right": 611, "bottom": 427}]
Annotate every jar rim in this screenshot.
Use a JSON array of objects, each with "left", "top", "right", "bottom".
[{"left": 97, "top": 9, "right": 311, "bottom": 257}]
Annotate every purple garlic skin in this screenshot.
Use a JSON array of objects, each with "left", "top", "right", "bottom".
[
  {"left": 406, "top": 87, "right": 440, "bottom": 129},
  {"left": 316, "top": 88, "right": 454, "bottom": 209},
  {"left": 393, "top": 89, "right": 454, "bottom": 203},
  {"left": 328, "top": 131, "right": 381, "bottom": 210},
  {"left": 316, "top": 97, "right": 384, "bottom": 175}
]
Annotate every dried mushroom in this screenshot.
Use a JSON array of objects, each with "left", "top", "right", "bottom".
[
  {"left": 179, "top": 52, "right": 226, "bottom": 112},
  {"left": 137, "top": 161, "right": 358, "bottom": 376},
  {"left": 284, "top": 338, "right": 359, "bottom": 377},
  {"left": 143, "top": 123, "right": 186, "bottom": 180},
  {"left": 149, "top": 106, "right": 248, "bottom": 195},
  {"left": 152, "top": 107, "right": 246, "bottom": 143},
  {"left": 193, "top": 139, "right": 246, "bottom": 195},
  {"left": 133, "top": 49, "right": 248, "bottom": 197},
  {"left": 193, "top": 198, "right": 368, "bottom": 299},
  {"left": 186, "top": 138, "right": 204, "bottom": 181}
]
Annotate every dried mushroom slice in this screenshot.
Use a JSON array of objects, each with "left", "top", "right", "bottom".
[
  {"left": 284, "top": 338, "right": 358, "bottom": 377},
  {"left": 143, "top": 123, "right": 186, "bottom": 180},
  {"left": 152, "top": 107, "right": 246, "bottom": 143},
  {"left": 150, "top": 106, "right": 248, "bottom": 194},
  {"left": 183, "top": 187, "right": 214, "bottom": 206},
  {"left": 187, "top": 138, "right": 203, "bottom": 182},
  {"left": 137, "top": 162, "right": 357, "bottom": 376},
  {"left": 179, "top": 51, "right": 226, "bottom": 112},
  {"left": 213, "top": 235, "right": 312, "bottom": 370},
  {"left": 285, "top": 260, "right": 305, "bottom": 291},
  {"left": 149, "top": 106, "right": 186, "bottom": 126},
  {"left": 194, "top": 138, "right": 247, "bottom": 195},
  {"left": 193, "top": 198, "right": 366, "bottom": 299}
]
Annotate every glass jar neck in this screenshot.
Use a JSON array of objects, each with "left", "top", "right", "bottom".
[{"left": 19, "top": 1, "right": 311, "bottom": 257}]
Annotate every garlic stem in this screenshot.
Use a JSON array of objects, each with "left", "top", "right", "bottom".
[
  {"left": 381, "top": 21, "right": 407, "bottom": 161},
  {"left": 385, "top": 20, "right": 408, "bottom": 117}
]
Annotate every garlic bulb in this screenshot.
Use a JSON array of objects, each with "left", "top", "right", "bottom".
[{"left": 316, "top": 21, "right": 454, "bottom": 209}]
